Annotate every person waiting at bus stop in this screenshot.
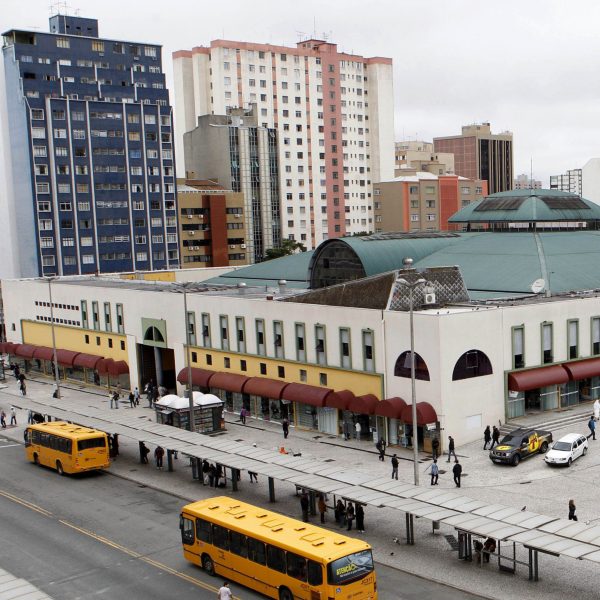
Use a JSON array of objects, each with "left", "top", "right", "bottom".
[
  {"left": 300, "top": 492, "right": 309, "bottom": 522},
  {"left": 154, "top": 445, "right": 164, "bottom": 470}
]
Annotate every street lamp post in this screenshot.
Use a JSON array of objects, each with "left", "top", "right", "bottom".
[
  {"left": 174, "top": 282, "right": 195, "bottom": 432},
  {"left": 397, "top": 257, "right": 427, "bottom": 486},
  {"left": 46, "top": 276, "right": 61, "bottom": 399}
]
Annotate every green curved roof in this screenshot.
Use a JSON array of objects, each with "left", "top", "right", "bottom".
[{"left": 449, "top": 188, "right": 600, "bottom": 223}]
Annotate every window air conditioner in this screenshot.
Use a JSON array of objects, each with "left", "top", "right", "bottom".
[
  {"left": 229, "top": 244, "right": 236, "bottom": 249},
  {"left": 424, "top": 292, "right": 436, "bottom": 305},
  {"left": 240, "top": 244, "right": 246, "bottom": 249},
  {"left": 187, "top": 214, "right": 193, "bottom": 219},
  {"left": 234, "top": 214, "right": 241, "bottom": 218},
  {"left": 189, "top": 231, "right": 195, "bottom": 236}
]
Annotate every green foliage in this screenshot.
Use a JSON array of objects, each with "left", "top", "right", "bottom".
[{"left": 264, "top": 239, "right": 307, "bottom": 260}]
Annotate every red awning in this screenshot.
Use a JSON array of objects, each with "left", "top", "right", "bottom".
[
  {"left": 2, "top": 342, "right": 17, "bottom": 354},
  {"left": 96, "top": 358, "right": 113, "bottom": 375},
  {"left": 563, "top": 358, "right": 600, "bottom": 381},
  {"left": 55, "top": 349, "right": 80, "bottom": 366},
  {"left": 281, "top": 383, "right": 333, "bottom": 408},
  {"left": 0, "top": 342, "right": 7, "bottom": 353},
  {"left": 209, "top": 372, "right": 249, "bottom": 393},
  {"left": 243, "top": 377, "right": 289, "bottom": 399},
  {"left": 33, "top": 346, "right": 54, "bottom": 361},
  {"left": 176, "top": 367, "right": 215, "bottom": 388},
  {"left": 72, "top": 353, "right": 103, "bottom": 370},
  {"left": 507, "top": 365, "right": 569, "bottom": 392},
  {"left": 374, "top": 396, "right": 408, "bottom": 418},
  {"left": 108, "top": 360, "right": 129, "bottom": 377},
  {"left": 14, "top": 344, "right": 37, "bottom": 358},
  {"left": 400, "top": 401, "right": 438, "bottom": 426},
  {"left": 348, "top": 393, "right": 379, "bottom": 415},
  {"left": 325, "top": 389, "right": 355, "bottom": 410}
]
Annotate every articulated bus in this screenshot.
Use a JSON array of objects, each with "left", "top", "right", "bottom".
[
  {"left": 25, "top": 421, "right": 110, "bottom": 475},
  {"left": 180, "top": 496, "right": 377, "bottom": 600}
]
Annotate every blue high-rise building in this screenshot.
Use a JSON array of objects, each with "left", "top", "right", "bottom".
[{"left": 0, "top": 14, "right": 179, "bottom": 277}]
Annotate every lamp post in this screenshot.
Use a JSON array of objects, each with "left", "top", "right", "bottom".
[
  {"left": 46, "top": 276, "right": 61, "bottom": 400},
  {"left": 174, "top": 282, "right": 195, "bottom": 431},
  {"left": 397, "top": 257, "right": 427, "bottom": 486}
]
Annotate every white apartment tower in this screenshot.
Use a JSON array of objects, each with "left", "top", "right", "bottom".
[{"left": 173, "top": 39, "right": 394, "bottom": 248}]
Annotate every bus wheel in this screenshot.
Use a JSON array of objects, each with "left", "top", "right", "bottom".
[
  {"left": 56, "top": 460, "right": 65, "bottom": 476},
  {"left": 279, "top": 587, "right": 293, "bottom": 600},
  {"left": 33, "top": 453, "right": 39, "bottom": 465},
  {"left": 201, "top": 554, "right": 215, "bottom": 576}
]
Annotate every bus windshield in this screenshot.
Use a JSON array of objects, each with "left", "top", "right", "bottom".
[{"left": 328, "top": 550, "right": 374, "bottom": 585}]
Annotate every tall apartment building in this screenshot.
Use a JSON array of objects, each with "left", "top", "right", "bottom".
[
  {"left": 373, "top": 171, "right": 487, "bottom": 233},
  {"left": 394, "top": 140, "right": 455, "bottom": 175},
  {"left": 549, "top": 159, "right": 600, "bottom": 206},
  {"left": 434, "top": 123, "right": 513, "bottom": 194},
  {"left": 173, "top": 38, "right": 395, "bottom": 249},
  {"left": 183, "top": 106, "right": 280, "bottom": 263},
  {"left": 0, "top": 14, "right": 178, "bottom": 278},
  {"left": 514, "top": 173, "right": 542, "bottom": 189},
  {"left": 177, "top": 178, "right": 249, "bottom": 268}
]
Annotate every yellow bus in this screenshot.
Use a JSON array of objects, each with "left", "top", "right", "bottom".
[
  {"left": 179, "top": 496, "right": 377, "bottom": 600},
  {"left": 25, "top": 421, "right": 110, "bottom": 475}
]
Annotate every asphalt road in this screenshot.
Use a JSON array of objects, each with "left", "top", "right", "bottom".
[{"left": 0, "top": 435, "right": 485, "bottom": 599}]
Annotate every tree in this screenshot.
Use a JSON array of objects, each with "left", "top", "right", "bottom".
[{"left": 264, "top": 239, "right": 307, "bottom": 261}]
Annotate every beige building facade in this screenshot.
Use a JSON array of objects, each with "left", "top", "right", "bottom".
[{"left": 394, "top": 140, "right": 455, "bottom": 175}]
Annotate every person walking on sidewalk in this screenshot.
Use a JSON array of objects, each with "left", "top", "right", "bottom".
[
  {"left": 355, "top": 503, "right": 365, "bottom": 533},
  {"left": 342, "top": 420, "right": 351, "bottom": 441},
  {"left": 427, "top": 459, "right": 439, "bottom": 485},
  {"left": 10, "top": 407, "right": 17, "bottom": 426},
  {"left": 154, "top": 446, "right": 164, "bottom": 470},
  {"left": 376, "top": 438, "right": 386, "bottom": 461},
  {"left": 1, "top": 410, "right": 6, "bottom": 429},
  {"left": 140, "top": 442, "right": 150, "bottom": 464},
  {"left": 483, "top": 426, "right": 491, "bottom": 450},
  {"left": 453, "top": 459, "right": 462, "bottom": 487},
  {"left": 391, "top": 454, "right": 399, "bottom": 479},
  {"left": 318, "top": 494, "right": 327, "bottom": 523},
  {"left": 129, "top": 391, "right": 136, "bottom": 408},
  {"left": 447, "top": 435, "right": 457, "bottom": 462},
  {"left": 588, "top": 415, "right": 596, "bottom": 441},
  {"left": 300, "top": 492, "right": 309, "bottom": 522},
  {"left": 239, "top": 407, "right": 247, "bottom": 425},
  {"left": 568, "top": 499, "right": 578, "bottom": 521},
  {"left": 19, "top": 379, "right": 26, "bottom": 396},
  {"left": 491, "top": 426, "right": 500, "bottom": 449},
  {"left": 431, "top": 436, "right": 440, "bottom": 460},
  {"left": 282, "top": 418, "right": 289, "bottom": 439},
  {"left": 355, "top": 420, "right": 361, "bottom": 440},
  {"left": 134, "top": 387, "right": 140, "bottom": 406}
]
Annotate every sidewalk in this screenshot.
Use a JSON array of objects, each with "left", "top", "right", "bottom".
[{"left": 2, "top": 375, "right": 600, "bottom": 600}]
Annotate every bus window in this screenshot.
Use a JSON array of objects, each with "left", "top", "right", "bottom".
[
  {"left": 180, "top": 516, "right": 195, "bottom": 545},
  {"left": 267, "top": 545, "right": 286, "bottom": 574},
  {"left": 328, "top": 550, "right": 374, "bottom": 585},
  {"left": 212, "top": 524, "right": 229, "bottom": 551},
  {"left": 229, "top": 531, "right": 247, "bottom": 558},
  {"left": 78, "top": 437, "right": 106, "bottom": 451},
  {"left": 307, "top": 560, "right": 323, "bottom": 586},
  {"left": 287, "top": 552, "right": 307, "bottom": 582},
  {"left": 247, "top": 537, "right": 266, "bottom": 565},
  {"left": 196, "top": 518, "right": 212, "bottom": 544}
]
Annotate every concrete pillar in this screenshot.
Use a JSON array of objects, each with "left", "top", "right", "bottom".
[{"left": 154, "top": 347, "right": 163, "bottom": 387}]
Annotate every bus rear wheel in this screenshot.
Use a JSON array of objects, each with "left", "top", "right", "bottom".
[
  {"left": 56, "top": 460, "right": 65, "bottom": 476},
  {"left": 279, "top": 587, "right": 293, "bottom": 600},
  {"left": 201, "top": 554, "right": 215, "bottom": 576}
]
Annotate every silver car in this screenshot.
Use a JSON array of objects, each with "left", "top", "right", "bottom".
[{"left": 544, "top": 433, "right": 588, "bottom": 467}]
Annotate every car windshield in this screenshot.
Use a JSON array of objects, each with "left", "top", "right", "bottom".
[
  {"left": 552, "top": 441, "right": 572, "bottom": 452},
  {"left": 328, "top": 550, "right": 374, "bottom": 585},
  {"left": 499, "top": 435, "right": 519, "bottom": 445}
]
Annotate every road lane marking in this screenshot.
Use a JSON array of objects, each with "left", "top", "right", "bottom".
[
  {"left": 0, "top": 489, "right": 53, "bottom": 517},
  {"left": 0, "top": 444, "right": 22, "bottom": 448}
]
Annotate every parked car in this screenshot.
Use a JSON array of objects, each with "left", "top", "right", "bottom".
[
  {"left": 489, "top": 428, "right": 553, "bottom": 466},
  {"left": 544, "top": 433, "right": 588, "bottom": 467}
]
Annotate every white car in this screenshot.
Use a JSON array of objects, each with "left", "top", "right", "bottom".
[{"left": 544, "top": 433, "right": 588, "bottom": 467}]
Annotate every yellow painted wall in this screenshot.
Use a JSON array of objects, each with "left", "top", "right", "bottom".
[
  {"left": 119, "top": 272, "right": 176, "bottom": 282},
  {"left": 23, "top": 321, "right": 128, "bottom": 361},
  {"left": 189, "top": 347, "right": 383, "bottom": 398}
]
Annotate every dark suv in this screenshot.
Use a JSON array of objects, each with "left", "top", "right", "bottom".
[{"left": 489, "top": 428, "right": 552, "bottom": 466}]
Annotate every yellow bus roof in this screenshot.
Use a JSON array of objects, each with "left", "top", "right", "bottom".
[
  {"left": 27, "top": 421, "right": 107, "bottom": 439},
  {"left": 182, "top": 496, "right": 371, "bottom": 562}
]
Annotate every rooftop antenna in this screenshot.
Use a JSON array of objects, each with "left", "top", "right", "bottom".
[
  {"left": 530, "top": 157, "right": 534, "bottom": 189},
  {"left": 296, "top": 30, "right": 307, "bottom": 42}
]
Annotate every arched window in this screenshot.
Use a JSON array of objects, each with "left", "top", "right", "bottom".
[
  {"left": 144, "top": 326, "right": 164, "bottom": 343},
  {"left": 452, "top": 349, "right": 493, "bottom": 381},
  {"left": 394, "top": 351, "right": 430, "bottom": 381}
]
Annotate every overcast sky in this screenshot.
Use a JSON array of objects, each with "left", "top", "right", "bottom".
[{"left": 2, "top": 0, "right": 599, "bottom": 186}]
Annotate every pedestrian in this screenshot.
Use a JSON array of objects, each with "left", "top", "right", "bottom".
[
  {"left": 239, "top": 407, "right": 246, "bottom": 425},
  {"left": 93, "top": 370, "right": 100, "bottom": 386},
  {"left": 588, "top": 415, "right": 596, "bottom": 441},
  {"left": 568, "top": 499, "right": 578, "bottom": 521},
  {"left": 116, "top": 383, "right": 122, "bottom": 398},
  {"left": 129, "top": 391, "right": 136, "bottom": 408},
  {"left": 335, "top": 499, "right": 345, "bottom": 526},
  {"left": 453, "top": 459, "right": 462, "bottom": 487},
  {"left": 355, "top": 420, "right": 361, "bottom": 440},
  {"left": 217, "top": 581, "right": 232, "bottom": 600},
  {"left": 483, "top": 425, "right": 491, "bottom": 450},
  {"left": 27, "top": 409, "right": 34, "bottom": 424},
  {"left": 376, "top": 438, "right": 385, "bottom": 461},
  {"left": 140, "top": 442, "right": 150, "bottom": 464},
  {"left": 391, "top": 453, "right": 399, "bottom": 479},
  {"left": 0, "top": 410, "right": 6, "bottom": 428},
  {"left": 355, "top": 503, "right": 365, "bottom": 533},
  {"left": 112, "top": 391, "right": 119, "bottom": 409},
  {"left": 209, "top": 463, "right": 217, "bottom": 487},
  {"left": 13, "top": 364, "right": 20, "bottom": 380},
  {"left": 595, "top": 398, "right": 600, "bottom": 421},
  {"left": 318, "top": 494, "right": 327, "bottom": 523},
  {"left": 447, "top": 435, "right": 457, "bottom": 462},
  {"left": 202, "top": 460, "right": 210, "bottom": 485},
  {"left": 10, "top": 406, "right": 17, "bottom": 426},
  {"left": 491, "top": 426, "right": 500, "bottom": 449},
  {"left": 342, "top": 420, "right": 351, "bottom": 441},
  {"left": 248, "top": 470, "right": 258, "bottom": 483},
  {"left": 428, "top": 459, "right": 439, "bottom": 485},
  {"left": 19, "top": 379, "right": 26, "bottom": 396},
  {"left": 154, "top": 446, "right": 164, "bottom": 470},
  {"left": 107, "top": 434, "right": 115, "bottom": 458},
  {"left": 300, "top": 492, "right": 309, "bottom": 522},
  {"left": 282, "top": 418, "right": 289, "bottom": 439},
  {"left": 112, "top": 434, "right": 119, "bottom": 457},
  {"left": 134, "top": 387, "right": 140, "bottom": 406},
  {"left": 431, "top": 436, "right": 440, "bottom": 460},
  {"left": 52, "top": 385, "right": 58, "bottom": 399},
  {"left": 145, "top": 381, "right": 154, "bottom": 407},
  {"left": 346, "top": 503, "right": 355, "bottom": 531}
]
